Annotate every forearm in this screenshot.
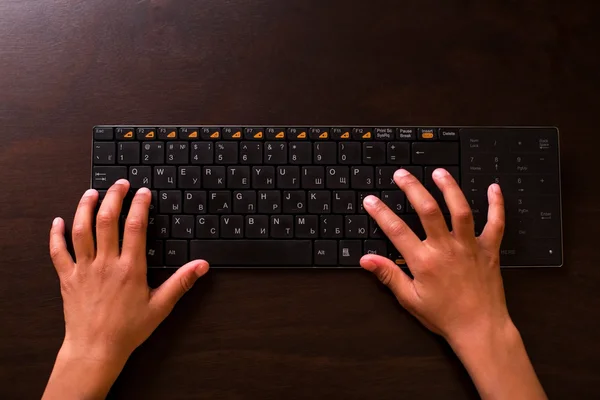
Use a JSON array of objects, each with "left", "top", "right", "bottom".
[
  {"left": 43, "top": 343, "right": 127, "bottom": 400},
  {"left": 448, "top": 320, "right": 547, "bottom": 400}
]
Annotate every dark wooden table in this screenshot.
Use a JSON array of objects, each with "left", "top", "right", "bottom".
[{"left": 1, "top": 0, "right": 599, "bottom": 398}]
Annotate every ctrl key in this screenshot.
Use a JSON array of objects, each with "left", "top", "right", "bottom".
[{"left": 92, "top": 166, "right": 127, "bottom": 189}]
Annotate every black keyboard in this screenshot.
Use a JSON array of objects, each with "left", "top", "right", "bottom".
[{"left": 91, "top": 126, "right": 562, "bottom": 268}]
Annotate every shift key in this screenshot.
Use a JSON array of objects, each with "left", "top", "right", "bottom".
[{"left": 412, "top": 142, "right": 459, "bottom": 165}]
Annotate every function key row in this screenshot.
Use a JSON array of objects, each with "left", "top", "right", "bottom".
[{"left": 94, "top": 127, "right": 460, "bottom": 141}]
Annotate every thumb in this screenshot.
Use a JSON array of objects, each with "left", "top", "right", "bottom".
[
  {"left": 360, "top": 254, "right": 415, "bottom": 306},
  {"left": 150, "top": 259, "right": 209, "bottom": 317}
]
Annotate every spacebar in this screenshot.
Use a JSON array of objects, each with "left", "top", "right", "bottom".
[{"left": 190, "top": 240, "right": 313, "bottom": 266}]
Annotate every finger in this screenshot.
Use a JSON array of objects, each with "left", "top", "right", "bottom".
[
  {"left": 71, "top": 189, "right": 99, "bottom": 262},
  {"left": 363, "top": 195, "right": 422, "bottom": 260},
  {"left": 394, "top": 169, "right": 449, "bottom": 241},
  {"left": 431, "top": 168, "right": 475, "bottom": 242},
  {"left": 96, "top": 179, "right": 130, "bottom": 258},
  {"left": 49, "top": 217, "right": 75, "bottom": 276},
  {"left": 150, "top": 260, "right": 209, "bottom": 319},
  {"left": 360, "top": 254, "right": 416, "bottom": 306},
  {"left": 479, "top": 184, "right": 505, "bottom": 251},
  {"left": 121, "top": 188, "right": 151, "bottom": 262}
]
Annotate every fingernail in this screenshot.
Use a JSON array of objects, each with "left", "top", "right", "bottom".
[
  {"left": 52, "top": 217, "right": 61, "bottom": 226},
  {"left": 433, "top": 168, "right": 449, "bottom": 178},
  {"left": 363, "top": 195, "right": 379, "bottom": 207},
  {"left": 83, "top": 189, "right": 96, "bottom": 197},
  {"left": 137, "top": 187, "right": 150, "bottom": 195},
  {"left": 195, "top": 261, "right": 209, "bottom": 277},
  {"left": 115, "top": 179, "right": 129, "bottom": 185},
  {"left": 395, "top": 169, "right": 410, "bottom": 177},
  {"left": 491, "top": 183, "right": 501, "bottom": 194}
]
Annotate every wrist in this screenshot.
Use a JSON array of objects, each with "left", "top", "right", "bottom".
[{"left": 446, "top": 316, "right": 520, "bottom": 358}]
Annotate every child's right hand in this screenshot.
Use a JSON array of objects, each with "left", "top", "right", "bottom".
[{"left": 361, "top": 167, "right": 511, "bottom": 345}]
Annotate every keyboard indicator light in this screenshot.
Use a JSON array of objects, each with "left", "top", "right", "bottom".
[
  {"left": 395, "top": 258, "right": 406, "bottom": 265},
  {"left": 422, "top": 132, "right": 433, "bottom": 139}
]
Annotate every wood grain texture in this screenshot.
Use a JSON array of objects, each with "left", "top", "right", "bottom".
[{"left": 1, "top": 0, "right": 600, "bottom": 398}]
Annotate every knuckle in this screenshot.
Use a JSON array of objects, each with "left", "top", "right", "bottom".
[
  {"left": 71, "top": 223, "right": 88, "bottom": 241},
  {"left": 96, "top": 210, "right": 115, "bottom": 227},
  {"left": 420, "top": 200, "right": 440, "bottom": 217},
  {"left": 125, "top": 216, "right": 146, "bottom": 233},
  {"left": 386, "top": 219, "right": 408, "bottom": 237},
  {"left": 49, "top": 244, "right": 63, "bottom": 260},
  {"left": 454, "top": 207, "right": 473, "bottom": 222}
]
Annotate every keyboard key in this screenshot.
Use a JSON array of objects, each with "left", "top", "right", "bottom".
[
  {"left": 352, "top": 127, "right": 373, "bottom": 140},
  {"left": 418, "top": 128, "right": 437, "bottom": 140},
  {"left": 154, "top": 166, "right": 176, "bottom": 189},
  {"left": 307, "top": 191, "right": 331, "bottom": 214},
  {"left": 142, "top": 142, "right": 165, "bottom": 165},
  {"left": 376, "top": 167, "right": 397, "bottom": 189},
  {"left": 412, "top": 142, "right": 459, "bottom": 165},
  {"left": 396, "top": 127, "right": 416, "bottom": 141},
  {"left": 215, "top": 142, "right": 238, "bottom": 164},
  {"left": 246, "top": 215, "right": 269, "bottom": 238},
  {"left": 358, "top": 191, "right": 379, "bottom": 213},
  {"left": 382, "top": 191, "right": 406, "bottom": 214},
  {"left": 345, "top": 215, "right": 368, "bottom": 238},
  {"left": 115, "top": 127, "right": 135, "bottom": 140},
  {"left": 129, "top": 166, "right": 151, "bottom": 189},
  {"left": 314, "top": 142, "right": 336, "bottom": 164},
  {"left": 331, "top": 127, "right": 351, "bottom": 140},
  {"left": 339, "top": 240, "right": 362, "bottom": 266},
  {"left": 302, "top": 166, "right": 325, "bottom": 189},
  {"left": 159, "top": 190, "right": 182, "bottom": 213},
  {"left": 240, "top": 142, "right": 262, "bottom": 164},
  {"left": 374, "top": 127, "right": 394, "bottom": 141},
  {"left": 326, "top": 167, "right": 350, "bottom": 189},
  {"left": 244, "top": 127, "right": 264, "bottom": 140},
  {"left": 309, "top": 127, "right": 329, "bottom": 140},
  {"left": 222, "top": 127, "right": 243, "bottom": 140},
  {"left": 172, "top": 215, "right": 194, "bottom": 238},
  {"left": 165, "top": 240, "right": 187, "bottom": 266},
  {"left": 440, "top": 128, "right": 459, "bottom": 141},
  {"left": 266, "top": 127, "right": 286, "bottom": 140},
  {"left": 363, "top": 142, "right": 385, "bottom": 164},
  {"left": 201, "top": 127, "right": 221, "bottom": 140},
  {"left": 178, "top": 166, "right": 201, "bottom": 189},
  {"left": 167, "top": 142, "right": 189, "bottom": 164},
  {"left": 190, "top": 240, "right": 312, "bottom": 266},
  {"left": 92, "top": 166, "right": 127, "bottom": 189},
  {"left": 153, "top": 215, "right": 170, "bottom": 238},
  {"left": 252, "top": 166, "right": 275, "bottom": 189},
  {"left": 351, "top": 166, "right": 374, "bottom": 189},
  {"left": 196, "top": 215, "right": 219, "bottom": 238},
  {"left": 94, "top": 127, "right": 113, "bottom": 140},
  {"left": 288, "top": 127, "right": 308, "bottom": 140},
  {"left": 221, "top": 215, "right": 244, "bottom": 238},
  {"left": 270, "top": 215, "right": 293, "bottom": 238},
  {"left": 137, "top": 127, "right": 156, "bottom": 140},
  {"left": 146, "top": 240, "right": 163, "bottom": 267},
  {"left": 314, "top": 240, "right": 337, "bottom": 265},
  {"left": 158, "top": 127, "right": 178, "bottom": 140},
  {"left": 277, "top": 166, "right": 300, "bottom": 189},
  {"left": 118, "top": 142, "right": 140, "bottom": 164},
  {"left": 320, "top": 215, "right": 343, "bottom": 238},
  {"left": 233, "top": 190, "right": 257, "bottom": 214},
  {"left": 209, "top": 191, "right": 231, "bottom": 214},
  {"left": 191, "top": 142, "right": 213, "bottom": 164},
  {"left": 258, "top": 191, "right": 281, "bottom": 214},
  {"left": 402, "top": 166, "right": 423, "bottom": 182},
  {"left": 203, "top": 166, "right": 226, "bottom": 189},
  {"left": 387, "top": 142, "right": 410, "bottom": 164},
  {"left": 227, "top": 166, "right": 250, "bottom": 189},
  {"left": 339, "top": 142, "right": 361, "bottom": 164},
  {"left": 283, "top": 191, "right": 306, "bottom": 213},
  {"left": 369, "top": 219, "right": 384, "bottom": 238},
  {"left": 289, "top": 142, "right": 312, "bottom": 164},
  {"left": 183, "top": 191, "right": 207, "bottom": 214},
  {"left": 333, "top": 191, "right": 356, "bottom": 214},
  {"left": 94, "top": 142, "right": 115, "bottom": 164},
  {"left": 265, "top": 142, "right": 287, "bottom": 164},
  {"left": 179, "top": 127, "right": 199, "bottom": 140},
  {"left": 295, "top": 215, "right": 318, "bottom": 238},
  {"left": 364, "top": 240, "right": 387, "bottom": 256}
]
